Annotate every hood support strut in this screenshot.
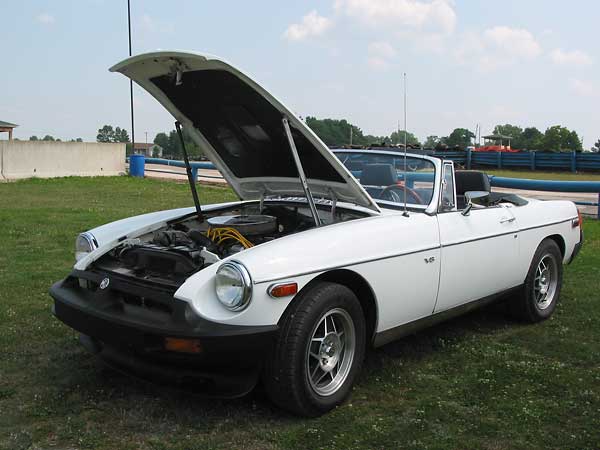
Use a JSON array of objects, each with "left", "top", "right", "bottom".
[
  {"left": 282, "top": 117, "right": 321, "bottom": 227},
  {"left": 175, "top": 121, "right": 204, "bottom": 223}
]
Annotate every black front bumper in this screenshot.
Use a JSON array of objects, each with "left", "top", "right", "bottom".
[{"left": 50, "top": 270, "right": 278, "bottom": 397}]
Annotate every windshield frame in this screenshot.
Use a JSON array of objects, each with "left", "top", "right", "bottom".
[{"left": 332, "top": 149, "right": 442, "bottom": 215}]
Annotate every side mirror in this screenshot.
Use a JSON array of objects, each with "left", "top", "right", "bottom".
[{"left": 462, "top": 191, "right": 490, "bottom": 216}]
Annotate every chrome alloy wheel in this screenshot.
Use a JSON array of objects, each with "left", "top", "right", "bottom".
[
  {"left": 306, "top": 308, "right": 356, "bottom": 397},
  {"left": 534, "top": 254, "right": 558, "bottom": 310}
]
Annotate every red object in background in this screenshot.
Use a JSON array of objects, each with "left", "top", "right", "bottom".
[{"left": 475, "top": 145, "right": 520, "bottom": 153}]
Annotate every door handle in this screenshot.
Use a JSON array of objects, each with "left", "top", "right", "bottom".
[{"left": 500, "top": 216, "right": 516, "bottom": 223}]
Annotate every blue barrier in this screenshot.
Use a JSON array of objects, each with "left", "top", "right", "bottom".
[{"left": 444, "top": 149, "right": 600, "bottom": 172}]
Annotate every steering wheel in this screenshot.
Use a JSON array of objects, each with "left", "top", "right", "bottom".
[{"left": 379, "top": 184, "right": 423, "bottom": 205}]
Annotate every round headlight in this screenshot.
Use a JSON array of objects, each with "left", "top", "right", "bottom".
[
  {"left": 215, "top": 261, "right": 252, "bottom": 311},
  {"left": 75, "top": 232, "right": 98, "bottom": 261}
]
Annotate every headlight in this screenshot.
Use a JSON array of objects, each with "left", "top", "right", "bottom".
[
  {"left": 75, "top": 232, "right": 98, "bottom": 261},
  {"left": 215, "top": 261, "right": 252, "bottom": 311}
]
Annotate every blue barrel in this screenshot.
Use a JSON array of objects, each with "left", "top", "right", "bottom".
[{"left": 129, "top": 154, "right": 145, "bottom": 177}]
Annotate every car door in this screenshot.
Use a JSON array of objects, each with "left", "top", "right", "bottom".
[
  {"left": 434, "top": 201, "right": 520, "bottom": 313},
  {"left": 363, "top": 211, "right": 441, "bottom": 335}
]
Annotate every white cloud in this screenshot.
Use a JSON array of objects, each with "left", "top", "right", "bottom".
[
  {"left": 455, "top": 26, "right": 541, "bottom": 71},
  {"left": 550, "top": 48, "right": 592, "bottom": 67},
  {"left": 141, "top": 14, "right": 155, "bottom": 31},
  {"left": 367, "top": 57, "right": 391, "bottom": 69},
  {"left": 334, "top": 0, "right": 456, "bottom": 34},
  {"left": 367, "top": 41, "right": 396, "bottom": 69},
  {"left": 284, "top": 10, "right": 333, "bottom": 41},
  {"left": 368, "top": 41, "right": 396, "bottom": 59},
  {"left": 483, "top": 26, "right": 541, "bottom": 59},
  {"left": 139, "top": 14, "right": 174, "bottom": 34},
  {"left": 570, "top": 79, "right": 599, "bottom": 97},
  {"left": 36, "top": 13, "right": 55, "bottom": 25}
]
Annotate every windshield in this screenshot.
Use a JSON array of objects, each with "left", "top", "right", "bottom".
[{"left": 335, "top": 151, "right": 436, "bottom": 208}]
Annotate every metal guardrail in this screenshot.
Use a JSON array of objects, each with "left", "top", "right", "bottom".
[{"left": 131, "top": 156, "right": 600, "bottom": 219}]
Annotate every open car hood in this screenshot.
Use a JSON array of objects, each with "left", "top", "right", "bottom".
[{"left": 110, "top": 51, "right": 379, "bottom": 212}]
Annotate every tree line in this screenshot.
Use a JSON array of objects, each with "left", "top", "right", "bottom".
[
  {"left": 23, "top": 120, "right": 597, "bottom": 154},
  {"left": 27, "top": 135, "right": 83, "bottom": 142},
  {"left": 305, "top": 117, "right": 592, "bottom": 152}
]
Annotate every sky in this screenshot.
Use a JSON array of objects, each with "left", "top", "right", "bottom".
[{"left": 1, "top": 0, "right": 599, "bottom": 148}]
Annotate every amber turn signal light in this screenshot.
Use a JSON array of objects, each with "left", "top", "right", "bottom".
[
  {"left": 268, "top": 282, "right": 298, "bottom": 298},
  {"left": 164, "top": 337, "right": 202, "bottom": 354}
]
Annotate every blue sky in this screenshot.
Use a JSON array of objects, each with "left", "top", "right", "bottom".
[{"left": 1, "top": 1, "right": 598, "bottom": 147}]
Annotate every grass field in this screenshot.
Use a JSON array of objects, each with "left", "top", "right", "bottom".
[{"left": 1, "top": 176, "right": 599, "bottom": 450}]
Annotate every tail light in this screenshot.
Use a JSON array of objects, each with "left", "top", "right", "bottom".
[{"left": 572, "top": 209, "right": 582, "bottom": 228}]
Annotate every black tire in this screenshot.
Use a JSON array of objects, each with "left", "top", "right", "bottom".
[
  {"left": 263, "top": 282, "right": 366, "bottom": 417},
  {"left": 510, "top": 238, "right": 563, "bottom": 322}
]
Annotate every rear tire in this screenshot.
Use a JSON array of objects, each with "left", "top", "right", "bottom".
[
  {"left": 510, "top": 238, "right": 563, "bottom": 322},
  {"left": 263, "top": 282, "right": 366, "bottom": 417}
]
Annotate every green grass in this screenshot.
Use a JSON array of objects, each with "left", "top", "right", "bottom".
[
  {"left": 486, "top": 169, "right": 600, "bottom": 181},
  {"left": 1, "top": 176, "right": 599, "bottom": 450}
]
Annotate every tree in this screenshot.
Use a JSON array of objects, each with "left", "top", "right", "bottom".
[
  {"left": 423, "top": 135, "right": 441, "bottom": 148},
  {"left": 97, "top": 125, "right": 130, "bottom": 144},
  {"left": 97, "top": 125, "right": 115, "bottom": 143},
  {"left": 389, "top": 130, "right": 420, "bottom": 147},
  {"left": 29, "top": 136, "right": 39, "bottom": 141},
  {"left": 542, "top": 125, "right": 582, "bottom": 152},
  {"left": 113, "top": 127, "right": 130, "bottom": 143},
  {"left": 444, "top": 128, "right": 475, "bottom": 149},
  {"left": 566, "top": 130, "right": 582, "bottom": 152},
  {"left": 42, "top": 135, "right": 56, "bottom": 141},
  {"left": 493, "top": 124, "right": 523, "bottom": 148},
  {"left": 149, "top": 128, "right": 203, "bottom": 159},
  {"left": 521, "top": 127, "right": 544, "bottom": 150},
  {"left": 153, "top": 132, "right": 170, "bottom": 152},
  {"left": 592, "top": 139, "right": 600, "bottom": 153},
  {"left": 305, "top": 116, "right": 387, "bottom": 146}
]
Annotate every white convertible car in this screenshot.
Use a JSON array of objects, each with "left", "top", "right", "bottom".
[{"left": 50, "top": 51, "right": 583, "bottom": 417}]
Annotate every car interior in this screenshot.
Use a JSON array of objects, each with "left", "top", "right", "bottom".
[{"left": 359, "top": 164, "right": 428, "bottom": 205}]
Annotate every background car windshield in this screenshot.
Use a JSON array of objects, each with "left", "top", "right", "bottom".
[{"left": 335, "top": 152, "right": 435, "bottom": 207}]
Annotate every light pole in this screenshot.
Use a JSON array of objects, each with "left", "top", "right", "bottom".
[{"left": 127, "top": 0, "right": 135, "bottom": 153}]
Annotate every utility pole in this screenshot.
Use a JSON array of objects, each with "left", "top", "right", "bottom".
[
  {"left": 349, "top": 127, "right": 353, "bottom": 146},
  {"left": 127, "top": 0, "right": 135, "bottom": 154}
]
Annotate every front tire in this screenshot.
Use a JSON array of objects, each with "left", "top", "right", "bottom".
[
  {"left": 510, "top": 238, "right": 563, "bottom": 322},
  {"left": 263, "top": 282, "right": 366, "bottom": 417}
]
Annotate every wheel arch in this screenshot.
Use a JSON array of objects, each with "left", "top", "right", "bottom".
[
  {"left": 286, "top": 269, "right": 379, "bottom": 346},
  {"left": 545, "top": 234, "right": 566, "bottom": 258}
]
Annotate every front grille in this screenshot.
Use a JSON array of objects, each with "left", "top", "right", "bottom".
[
  {"left": 121, "top": 292, "right": 173, "bottom": 315},
  {"left": 75, "top": 270, "right": 177, "bottom": 321}
]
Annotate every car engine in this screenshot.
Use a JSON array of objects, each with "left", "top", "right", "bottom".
[{"left": 92, "top": 204, "right": 326, "bottom": 287}]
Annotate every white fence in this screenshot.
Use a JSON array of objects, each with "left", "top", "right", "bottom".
[{"left": 0, "top": 141, "right": 126, "bottom": 180}]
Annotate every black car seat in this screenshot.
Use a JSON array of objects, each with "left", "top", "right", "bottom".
[
  {"left": 360, "top": 164, "right": 397, "bottom": 199},
  {"left": 455, "top": 171, "right": 491, "bottom": 209}
]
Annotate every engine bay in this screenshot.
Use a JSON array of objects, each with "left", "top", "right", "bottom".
[{"left": 92, "top": 202, "right": 366, "bottom": 287}]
